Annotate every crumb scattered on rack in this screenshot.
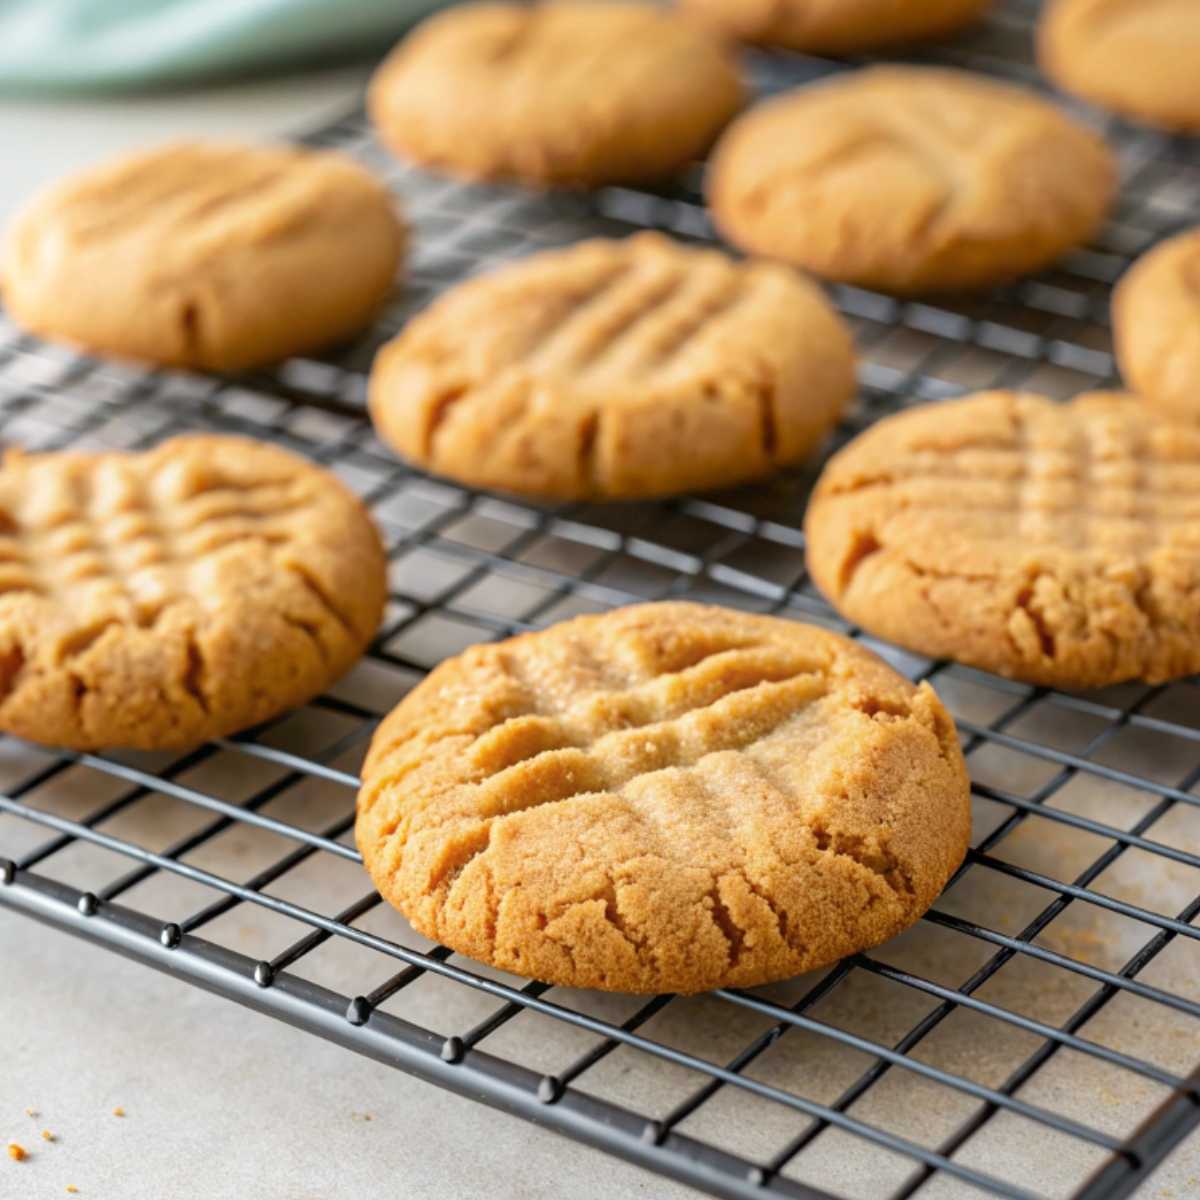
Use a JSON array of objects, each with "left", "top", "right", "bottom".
[
  {"left": 41, "top": 1130, "right": 55, "bottom": 1142},
  {"left": 7, "top": 1143, "right": 27, "bottom": 1162},
  {"left": 111, "top": 1107, "right": 125, "bottom": 1118}
]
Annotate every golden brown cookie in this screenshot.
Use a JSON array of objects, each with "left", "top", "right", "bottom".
[
  {"left": 707, "top": 66, "right": 1117, "bottom": 295},
  {"left": 369, "top": 233, "right": 855, "bottom": 501},
  {"left": 2, "top": 142, "right": 405, "bottom": 371},
  {"left": 679, "top": 0, "right": 991, "bottom": 54},
  {"left": 1039, "top": 0, "right": 1200, "bottom": 133},
  {"left": 805, "top": 391, "right": 1200, "bottom": 689},
  {"left": 356, "top": 602, "right": 969, "bottom": 994},
  {"left": 0, "top": 435, "right": 387, "bottom": 750},
  {"left": 1112, "top": 228, "right": 1200, "bottom": 419},
  {"left": 367, "top": 2, "right": 744, "bottom": 188}
]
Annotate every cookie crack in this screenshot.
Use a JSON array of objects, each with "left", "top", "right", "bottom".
[
  {"left": 182, "top": 632, "right": 210, "bottom": 715},
  {"left": 809, "top": 819, "right": 913, "bottom": 897},
  {"left": 707, "top": 878, "right": 746, "bottom": 967},
  {"left": 1014, "top": 583, "right": 1057, "bottom": 660},
  {"left": 0, "top": 642, "right": 26, "bottom": 707},
  {"left": 283, "top": 561, "right": 357, "bottom": 641},
  {"left": 837, "top": 529, "right": 883, "bottom": 595}
]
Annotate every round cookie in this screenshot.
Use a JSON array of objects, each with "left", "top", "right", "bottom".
[
  {"left": 0, "top": 435, "right": 387, "bottom": 750},
  {"left": 356, "top": 601, "right": 970, "bottom": 994},
  {"left": 2, "top": 142, "right": 405, "bottom": 371},
  {"left": 1039, "top": 0, "right": 1200, "bottom": 133},
  {"left": 369, "top": 233, "right": 856, "bottom": 500},
  {"left": 367, "top": 3, "right": 744, "bottom": 188},
  {"left": 805, "top": 391, "right": 1200, "bottom": 689},
  {"left": 707, "top": 66, "right": 1117, "bottom": 295},
  {"left": 1112, "top": 228, "right": 1200, "bottom": 419},
  {"left": 678, "top": 0, "right": 991, "bottom": 54}
]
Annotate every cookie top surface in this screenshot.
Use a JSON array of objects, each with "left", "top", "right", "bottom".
[
  {"left": 368, "top": 2, "right": 744, "bottom": 187},
  {"left": 1039, "top": 0, "right": 1200, "bottom": 132},
  {"left": 2, "top": 141, "right": 405, "bottom": 371},
  {"left": 369, "top": 233, "right": 856, "bottom": 500},
  {"left": 1113, "top": 229, "right": 1200, "bottom": 420},
  {"left": 357, "top": 601, "right": 969, "bottom": 994},
  {"left": 678, "top": 0, "right": 991, "bottom": 53},
  {"left": 707, "top": 66, "right": 1117, "bottom": 294},
  {"left": 0, "top": 435, "right": 387, "bottom": 750},
  {"left": 805, "top": 391, "right": 1200, "bottom": 689}
]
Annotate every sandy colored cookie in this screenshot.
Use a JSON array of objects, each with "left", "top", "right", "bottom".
[
  {"left": 2, "top": 141, "right": 405, "bottom": 371},
  {"left": 367, "top": 2, "right": 744, "bottom": 188},
  {"left": 707, "top": 66, "right": 1117, "bottom": 295},
  {"left": 678, "top": 0, "right": 991, "bottom": 54},
  {"left": 1113, "top": 228, "right": 1200, "bottom": 419},
  {"left": 369, "top": 233, "right": 855, "bottom": 500},
  {"left": 0, "top": 435, "right": 387, "bottom": 750},
  {"left": 805, "top": 391, "right": 1200, "bottom": 689},
  {"left": 357, "top": 601, "right": 969, "bottom": 994},
  {"left": 1039, "top": 0, "right": 1200, "bottom": 133}
]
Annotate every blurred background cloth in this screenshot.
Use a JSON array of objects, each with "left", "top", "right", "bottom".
[{"left": 0, "top": 0, "right": 455, "bottom": 93}]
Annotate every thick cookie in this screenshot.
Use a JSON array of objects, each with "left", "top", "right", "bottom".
[
  {"left": 1113, "top": 228, "right": 1200, "bottom": 419},
  {"left": 1039, "top": 0, "right": 1200, "bottom": 133},
  {"left": 707, "top": 67, "right": 1117, "bottom": 294},
  {"left": 2, "top": 142, "right": 404, "bottom": 371},
  {"left": 678, "top": 0, "right": 991, "bottom": 54},
  {"left": 0, "top": 435, "right": 387, "bottom": 750},
  {"left": 369, "top": 233, "right": 855, "bottom": 500},
  {"left": 367, "top": 2, "right": 744, "bottom": 188},
  {"left": 805, "top": 391, "right": 1200, "bottom": 689},
  {"left": 356, "top": 602, "right": 969, "bottom": 994}
]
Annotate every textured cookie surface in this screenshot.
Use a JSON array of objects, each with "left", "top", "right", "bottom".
[
  {"left": 708, "top": 66, "right": 1116, "bottom": 294},
  {"left": 2, "top": 142, "right": 405, "bottom": 371},
  {"left": 368, "top": 2, "right": 744, "bottom": 187},
  {"left": 1039, "top": 0, "right": 1200, "bottom": 132},
  {"left": 357, "top": 602, "right": 969, "bottom": 994},
  {"left": 679, "top": 0, "right": 990, "bottom": 53},
  {"left": 805, "top": 391, "right": 1200, "bottom": 689},
  {"left": 1113, "top": 228, "right": 1200, "bottom": 419},
  {"left": 0, "top": 436, "right": 387, "bottom": 750},
  {"left": 369, "top": 233, "right": 855, "bottom": 500}
]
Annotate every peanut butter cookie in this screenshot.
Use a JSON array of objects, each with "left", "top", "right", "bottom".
[
  {"left": 1113, "top": 228, "right": 1200, "bottom": 419},
  {"left": 679, "top": 0, "right": 991, "bottom": 54},
  {"left": 2, "top": 141, "right": 405, "bottom": 371},
  {"left": 368, "top": 2, "right": 744, "bottom": 188},
  {"left": 0, "top": 435, "right": 387, "bottom": 750},
  {"left": 707, "top": 67, "right": 1117, "bottom": 294},
  {"left": 357, "top": 602, "right": 969, "bottom": 994},
  {"left": 1040, "top": 0, "right": 1200, "bottom": 133},
  {"left": 805, "top": 391, "right": 1200, "bottom": 689},
  {"left": 368, "top": 233, "right": 855, "bottom": 500}
]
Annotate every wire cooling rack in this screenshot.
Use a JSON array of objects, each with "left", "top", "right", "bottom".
[{"left": 2, "top": 3, "right": 1199, "bottom": 1198}]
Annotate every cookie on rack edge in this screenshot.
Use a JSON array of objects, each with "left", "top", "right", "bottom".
[
  {"left": 805, "top": 390, "right": 1200, "bottom": 689},
  {"left": 0, "top": 435, "right": 387, "bottom": 750},
  {"left": 357, "top": 601, "right": 970, "bottom": 994},
  {"left": 368, "top": 2, "right": 745, "bottom": 188}
]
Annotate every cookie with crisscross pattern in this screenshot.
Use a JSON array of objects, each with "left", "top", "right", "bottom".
[
  {"left": 805, "top": 391, "right": 1200, "bottom": 688},
  {"left": 708, "top": 66, "right": 1116, "bottom": 294},
  {"left": 0, "top": 435, "right": 386, "bottom": 749},
  {"left": 368, "top": 233, "right": 855, "bottom": 500},
  {"left": 357, "top": 602, "right": 969, "bottom": 994}
]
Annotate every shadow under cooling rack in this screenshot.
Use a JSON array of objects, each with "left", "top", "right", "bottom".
[{"left": 3, "top": 3, "right": 1200, "bottom": 1198}]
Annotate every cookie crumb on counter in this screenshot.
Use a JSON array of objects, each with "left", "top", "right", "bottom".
[
  {"left": 41, "top": 1130, "right": 55, "bottom": 1142},
  {"left": 111, "top": 1107, "right": 125, "bottom": 1118},
  {"left": 23, "top": 1109, "right": 37, "bottom": 1118},
  {"left": 7, "top": 1143, "right": 27, "bottom": 1161},
  {"left": 66, "top": 1186, "right": 79, "bottom": 1194}
]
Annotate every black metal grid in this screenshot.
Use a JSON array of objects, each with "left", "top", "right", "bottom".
[{"left": 2, "top": 3, "right": 1199, "bottom": 1197}]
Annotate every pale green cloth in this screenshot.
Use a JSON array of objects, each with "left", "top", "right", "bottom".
[{"left": 0, "top": 0, "right": 453, "bottom": 93}]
